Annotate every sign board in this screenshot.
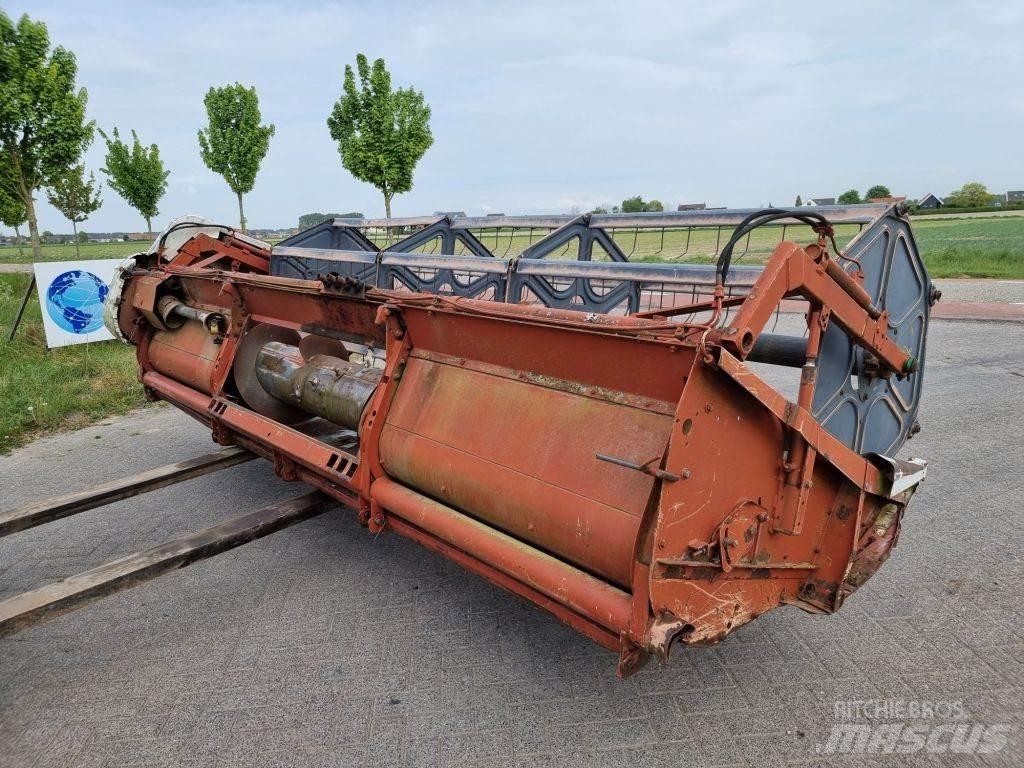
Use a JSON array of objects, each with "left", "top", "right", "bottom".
[{"left": 33, "top": 259, "right": 124, "bottom": 348}]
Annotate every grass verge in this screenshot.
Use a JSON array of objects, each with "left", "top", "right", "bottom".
[
  {"left": 0, "top": 214, "right": 1020, "bottom": 453},
  {"left": 0, "top": 273, "right": 147, "bottom": 454}
]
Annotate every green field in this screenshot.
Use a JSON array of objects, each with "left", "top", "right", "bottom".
[
  {"left": 0, "top": 239, "right": 147, "bottom": 264},
  {"left": 0, "top": 273, "right": 146, "bottom": 454},
  {"left": 0, "top": 214, "right": 1021, "bottom": 452},
  {"left": 2, "top": 216, "right": 1022, "bottom": 278},
  {"left": 903, "top": 217, "right": 1024, "bottom": 278},
  {"left": 367, "top": 215, "right": 1024, "bottom": 279}
]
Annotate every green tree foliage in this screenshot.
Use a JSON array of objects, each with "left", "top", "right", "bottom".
[
  {"left": 865, "top": 185, "right": 891, "bottom": 199},
  {"left": 945, "top": 182, "right": 995, "bottom": 209},
  {"left": 837, "top": 189, "right": 861, "bottom": 204},
  {"left": 0, "top": 12, "right": 94, "bottom": 260},
  {"left": 46, "top": 163, "right": 102, "bottom": 257},
  {"left": 794, "top": 195, "right": 802, "bottom": 206},
  {"left": 76, "top": 230, "right": 87, "bottom": 243},
  {"left": 99, "top": 127, "right": 168, "bottom": 233},
  {"left": 621, "top": 196, "right": 645, "bottom": 213},
  {"left": 617, "top": 197, "right": 665, "bottom": 213},
  {"left": 328, "top": 54, "right": 433, "bottom": 219},
  {"left": 198, "top": 83, "right": 275, "bottom": 232},
  {"left": 0, "top": 159, "right": 27, "bottom": 258}
]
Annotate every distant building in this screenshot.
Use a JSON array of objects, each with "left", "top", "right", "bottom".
[
  {"left": 990, "top": 193, "right": 1007, "bottom": 207},
  {"left": 126, "top": 232, "right": 156, "bottom": 241},
  {"left": 677, "top": 203, "right": 706, "bottom": 211},
  {"left": 805, "top": 197, "right": 835, "bottom": 206},
  {"left": 87, "top": 232, "right": 127, "bottom": 243},
  {"left": 249, "top": 228, "right": 297, "bottom": 240},
  {"left": 918, "top": 193, "right": 943, "bottom": 210},
  {"left": 485, "top": 212, "right": 506, "bottom": 217},
  {"left": 867, "top": 195, "right": 907, "bottom": 204},
  {"left": 433, "top": 211, "right": 467, "bottom": 218},
  {"left": 1007, "top": 191, "right": 1024, "bottom": 204}
]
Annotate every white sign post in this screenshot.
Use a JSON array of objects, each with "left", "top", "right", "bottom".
[{"left": 32, "top": 259, "right": 125, "bottom": 349}]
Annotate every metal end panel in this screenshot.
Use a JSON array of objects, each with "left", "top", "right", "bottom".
[{"left": 812, "top": 207, "right": 930, "bottom": 455}]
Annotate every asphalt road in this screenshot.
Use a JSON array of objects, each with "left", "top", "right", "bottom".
[{"left": 1, "top": 319, "right": 1022, "bottom": 767}]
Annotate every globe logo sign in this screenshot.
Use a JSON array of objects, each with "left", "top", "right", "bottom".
[{"left": 45, "top": 270, "right": 110, "bottom": 335}]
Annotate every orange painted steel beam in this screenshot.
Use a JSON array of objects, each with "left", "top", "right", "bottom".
[{"left": 371, "top": 478, "right": 633, "bottom": 636}]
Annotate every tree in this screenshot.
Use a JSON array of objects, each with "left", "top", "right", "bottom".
[
  {"left": 865, "top": 185, "right": 891, "bottom": 199},
  {"left": 837, "top": 189, "right": 861, "bottom": 204},
  {"left": 945, "top": 182, "right": 994, "bottom": 209},
  {"left": 76, "top": 230, "right": 88, "bottom": 243},
  {"left": 794, "top": 195, "right": 802, "bottom": 206},
  {"left": 99, "top": 127, "right": 168, "bottom": 233},
  {"left": 0, "top": 13, "right": 94, "bottom": 260},
  {"left": 645, "top": 199, "right": 665, "bottom": 212},
  {"left": 328, "top": 54, "right": 433, "bottom": 219},
  {"left": 621, "top": 196, "right": 646, "bottom": 213},
  {"left": 0, "top": 161, "right": 27, "bottom": 258},
  {"left": 591, "top": 205, "right": 610, "bottom": 215},
  {"left": 46, "top": 164, "right": 101, "bottom": 258},
  {"left": 198, "top": 83, "right": 275, "bottom": 232}
]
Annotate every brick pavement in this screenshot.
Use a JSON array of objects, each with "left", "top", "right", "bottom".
[{"left": 1, "top": 319, "right": 1022, "bottom": 767}]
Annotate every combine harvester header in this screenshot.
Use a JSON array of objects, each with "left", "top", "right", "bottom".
[{"left": 3, "top": 204, "right": 934, "bottom": 676}]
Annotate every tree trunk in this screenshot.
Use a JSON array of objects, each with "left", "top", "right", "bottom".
[
  {"left": 236, "top": 191, "right": 247, "bottom": 233},
  {"left": 72, "top": 221, "right": 80, "bottom": 258},
  {"left": 384, "top": 191, "right": 392, "bottom": 219},
  {"left": 145, "top": 215, "right": 152, "bottom": 234},
  {"left": 24, "top": 193, "right": 42, "bottom": 262},
  {"left": 14, "top": 224, "right": 23, "bottom": 259}
]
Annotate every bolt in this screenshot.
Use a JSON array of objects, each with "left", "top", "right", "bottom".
[
  {"left": 682, "top": 468, "right": 692, "bottom": 479},
  {"left": 705, "top": 403, "right": 713, "bottom": 413},
  {"left": 373, "top": 515, "right": 384, "bottom": 526}
]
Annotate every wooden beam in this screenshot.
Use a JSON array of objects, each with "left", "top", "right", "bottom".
[
  {"left": 0, "top": 491, "right": 330, "bottom": 637},
  {"left": 0, "top": 446, "right": 255, "bottom": 538}
]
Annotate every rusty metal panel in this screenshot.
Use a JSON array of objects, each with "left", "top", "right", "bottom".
[
  {"left": 148, "top": 320, "right": 220, "bottom": 394},
  {"left": 379, "top": 354, "right": 673, "bottom": 586},
  {"left": 92, "top": 204, "right": 932, "bottom": 676}
]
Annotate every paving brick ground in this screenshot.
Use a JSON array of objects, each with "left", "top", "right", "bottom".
[{"left": 1, "top": 319, "right": 1022, "bottom": 767}]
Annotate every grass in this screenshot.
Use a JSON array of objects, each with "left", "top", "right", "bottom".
[
  {"left": 3, "top": 216, "right": 1022, "bottom": 278},
  {"left": 0, "top": 213, "right": 1021, "bottom": 452},
  {"left": 0, "top": 273, "right": 147, "bottom": 454},
  {"left": 904, "top": 217, "right": 1024, "bottom": 278},
  {"left": 0, "top": 240, "right": 146, "bottom": 264},
  {"left": 366, "top": 215, "right": 1024, "bottom": 279}
]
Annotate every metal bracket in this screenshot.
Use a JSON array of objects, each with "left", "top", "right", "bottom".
[{"left": 596, "top": 453, "right": 680, "bottom": 482}]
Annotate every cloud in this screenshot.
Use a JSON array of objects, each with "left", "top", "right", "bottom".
[{"left": 7, "top": 0, "right": 1024, "bottom": 232}]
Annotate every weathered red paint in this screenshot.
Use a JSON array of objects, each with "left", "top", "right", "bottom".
[{"left": 113, "top": 231, "right": 923, "bottom": 675}]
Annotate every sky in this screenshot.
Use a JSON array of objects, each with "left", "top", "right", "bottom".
[{"left": 9, "top": 0, "right": 1024, "bottom": 233}]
